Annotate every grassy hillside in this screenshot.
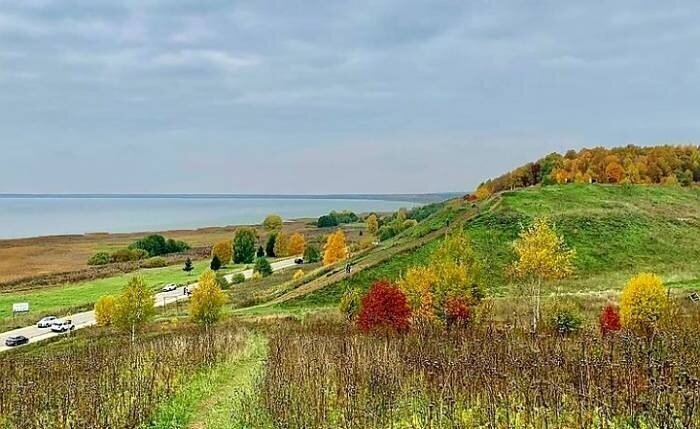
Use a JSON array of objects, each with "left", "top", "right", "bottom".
[
  {"left": 470, "top": 184, "right": 700, "bottom": 294},
  {"left": 276, "top": 184, "right": 700, "bottom": 311}
]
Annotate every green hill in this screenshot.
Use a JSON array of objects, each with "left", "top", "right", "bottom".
[
  {"left": 274, "top": 184, "right": 700, "bottom": 312},
  {"left": 469, "top": 184, "right": 700, "bottom": 294}
]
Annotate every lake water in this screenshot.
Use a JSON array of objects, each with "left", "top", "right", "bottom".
[{"left": 0, "top": 197, "right": 418, "bottom": 239}]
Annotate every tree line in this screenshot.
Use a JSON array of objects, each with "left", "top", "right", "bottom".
[{"left": 476, "top": 144, "right": 700, "bottom": 198}]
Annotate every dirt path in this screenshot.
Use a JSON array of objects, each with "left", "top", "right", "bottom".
[
  {"left": 187, "top": 334, "right": 270, "bottom": 429},
  {"left": 266, "top": 201, "right": 486, "bottom": 306}
]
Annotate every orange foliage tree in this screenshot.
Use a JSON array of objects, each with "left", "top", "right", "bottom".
[
  {"left": 323, "top": 230, "right": 348, "bottom": 265},
  {"left": 287, "top": 233, "right": 306, "bottom": 255}
]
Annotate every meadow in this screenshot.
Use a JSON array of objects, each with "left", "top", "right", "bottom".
[{"left": 3, "top": 183, "right": 700, "bottom": 429}]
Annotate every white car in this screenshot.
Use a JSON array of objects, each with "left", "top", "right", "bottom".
[
  {"left": 161, "top": 283, "right": 178, "bottom": 292},
  {"left": 50, "top": 319, "right": 75, "bottom": 333},
  {"left": 37, "top": 316, "right": 58, "bottom": 328}
]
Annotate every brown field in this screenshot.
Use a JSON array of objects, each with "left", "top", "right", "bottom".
[{"left": 0, "top": 219, "right": 366, "bottom": 288}]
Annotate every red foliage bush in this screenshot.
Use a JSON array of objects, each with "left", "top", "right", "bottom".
[
  {"left": 357, "top": 281, "right": 411, "bottom": 333},
  {"left": 599, "top": 304, "right": 622, "bottom": 335},
  {"left": 445, "top": 297, "right": 471, "bottom": 327}
]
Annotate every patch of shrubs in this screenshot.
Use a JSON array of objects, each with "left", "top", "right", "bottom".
[
  {"left": 110, "top": 247, "right": 148, "bottom": 263},
  {"left": 599, "top": 304, "right": 622, "bottom": 335},
  {"left": 87, "top": 252, "right": 111, "bottom": 266},
  {"left": 356, "top": 281, "right": 411, "bottom": 333},
  {"left": 547, "top": 302, "right": 583, "bottom": 335},
  {"left": 87, "top": 234, "right": 190, "bottom": 265},
  {"left": 317, "top": 210, "right": 359, "bottom": 227},
  {"left": 141, "top": 257, "right": 167, "bottom": 269},
  {"left": 130, "top": 234, "right": 190, "bottom": 257},
  {"left": 230, "top": 273, "right": 246, "bottom": 284}
]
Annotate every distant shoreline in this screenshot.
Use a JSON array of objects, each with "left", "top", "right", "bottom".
[{"left": 0, "top": 193, "right": 461, "bottom": 204}]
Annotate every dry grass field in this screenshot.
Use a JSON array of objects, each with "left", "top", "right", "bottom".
[{"left": 0, "top": 218, "right": 366, "bottom": 287}]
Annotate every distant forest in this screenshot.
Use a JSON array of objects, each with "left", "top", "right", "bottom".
[{"left": 476, "top": 145, "right": 700, "bottom": 197}]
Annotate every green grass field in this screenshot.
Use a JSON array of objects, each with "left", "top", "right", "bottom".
[
  {"left": 467, "top": 184, "right": 700, "bottom": 294},
  {"left": 0, "top": 260, "right": 245, "bottom": 323}
]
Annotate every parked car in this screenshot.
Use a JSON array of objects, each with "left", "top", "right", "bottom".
[
  {"left": 294, "top": 258, "right": 304, "bottom": 264},
  {"left": 37, "top": 316, "right": 58, "bottom": 328},
  {"left": 5, "top": 335, "right": 29, "bottom": 347},
  {"left": 161, "top": 283, "right": 178, "bottom": 292},
  {"left": 50, "top": 319, "right": 75, "bottom": 333}
]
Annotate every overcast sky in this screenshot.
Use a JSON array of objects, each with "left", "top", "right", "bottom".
[{"left": 2, "top": 1, "right": 700, "bottom": 194}]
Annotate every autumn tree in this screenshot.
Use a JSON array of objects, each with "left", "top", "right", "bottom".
[
  {"left": 599, "top": 304, "right": 622, "bottom": 336},
  {"left": 605, "top": 161, "right": 625, "bottom": 183},
  {"left": 287, "top": 232, "right": 306, "bottom": 255},
  {"left": 430, "top": 228, "right": 485, "bottom": 304},
  {"left": 397, "top": 265, "right": 438, "bottom": 325},
  {"left": 474, "top": 184, "right": 492, "bottom": 200},
  {"left": 189, "top": 270, "right": 227, "bottom": 332},
  {"left": 94, "top": 295, "right": 117, "bottom": 327},
  {"left": 620, "top": 273, "right": 669, "bottom": 336},
  {"left": 292, "top": 269, "right": 304, "bottom": 281},
  {"left": 356, "top": 281, "right": 411, "bottom": 333},
  {"left": 510, "top": 217, "right": 575, "bottom": 331},
  {"left": 263, "top": 214, "right": 283, "bottom": 231},
  {"left": 114, "top": 276, "right": 156, "bottom": 342},
  {"left": 366, "top": 214, "right": 379, "bottom": 235},
  {"left": 274, "top": 232, "right": 290, "bottom": 257},
  {"left": 233, "top": 227, "right": 257, "bottom": 263},
  {"left": 323, "top": 230, "right": 348, "bottom": 265},
  {"left": 211, "top": 239, "right": 232, "bottom": 266}
]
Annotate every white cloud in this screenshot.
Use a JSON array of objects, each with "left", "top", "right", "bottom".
[{"left": 153, "top": 49, "right": 260, "bottom": 72}]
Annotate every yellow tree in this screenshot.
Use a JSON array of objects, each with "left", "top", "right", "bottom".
[
  {"left": 474, "top": 184, "right": 492, "bottom": 200},
  {"left": 366, "top": 214, "right": 379, "bottom": 235},
  {"left": 287, "top": 233, "right": 306, "bottom": 255},
  {"left": 430, "top": 229, "right": 485, "bottom": 310},
  {"left": 398, "top": 266, "right": 438, "bottom": 325},
  {"left": 510, "top": 217, "right": 575, "bottom": 331},
  {"left": 262, "top": 214, "right": 283, "bottom": 231},
  {"left": 323, "top": 230, "right": 348, "bottom": 265},
  {"left": 274, "top": 232, "right": 290, "bottom": 257},
  {"left": 94, "top": 295, "right": 117, "bottom": 327},
  {"left": 620, "top": 273, "right": 669, "bottom": 335},
  {"left": 211, "top": 239, "right": 232, "bottom": 265},
  {"left": 190, "top": 270, "right": 227, "bottom": 332},
  {"left": 114, "top": 276, "right": 156, "bottom": 342}
]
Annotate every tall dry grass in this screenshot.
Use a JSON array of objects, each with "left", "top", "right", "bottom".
[
  {"left": 262, "top": 316, "right": 700, "bottom": 428},
  {"left": 0, "top": 326, "right": 246, "bottom": 429}
]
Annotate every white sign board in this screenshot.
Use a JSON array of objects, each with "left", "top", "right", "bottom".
[{"left": 12, "top": 302, "right": 29, "bottom": 313}]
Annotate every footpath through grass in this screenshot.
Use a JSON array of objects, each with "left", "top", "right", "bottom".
[
  {"left": 147, "top": 332, "right": 270, "bottom": 429},
  {"left": 0, "top": 260, "right": 245, "bottom": 324}
]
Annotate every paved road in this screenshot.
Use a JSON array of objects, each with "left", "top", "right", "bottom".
[{"left": 0, "top": 257, "right": 299, "bottom": 352}]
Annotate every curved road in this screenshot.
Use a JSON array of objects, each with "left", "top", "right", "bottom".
[{"left": 0, "top": 257, "right": 299, "bottom": 352}]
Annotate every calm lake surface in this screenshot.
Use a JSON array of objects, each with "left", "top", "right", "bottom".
[{"left": 0, "top": 197, "right": 418, "bottom": 239}]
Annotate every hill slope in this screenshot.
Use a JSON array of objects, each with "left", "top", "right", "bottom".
[
  {"left": 270, "top": 184, "right": 700, "bottom": 312},
  {"left": 470, "top": 184, "right": 700, "bottom": 294}
]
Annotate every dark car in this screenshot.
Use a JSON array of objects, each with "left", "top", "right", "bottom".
[
  {"left": 5, "top": 335, "right": 29, "bottom": 347},
  {"left": 294, "top": 258, "right": 304, "bottom": 264}
]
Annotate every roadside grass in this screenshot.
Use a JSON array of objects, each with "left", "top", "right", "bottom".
[
  {"left": 0, "top": 260, "right": 245, "bottom": 328},
  {"left": 147, "top": 332, "right": 271, "bottom": 429}
]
